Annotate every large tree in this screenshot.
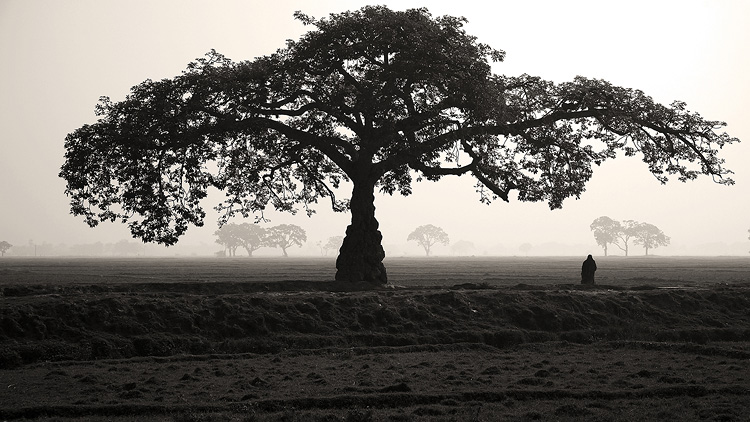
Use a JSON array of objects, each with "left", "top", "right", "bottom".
[{"left": 60, "top": 6, "right": 737, "bottom": 283}]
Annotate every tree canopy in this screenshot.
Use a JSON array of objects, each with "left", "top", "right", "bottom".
[
  {"left": 266, "top": 224, "right": 307, "bottom": 257},
  {"left": 408, "top": 224, "right": 450, "bottom": 256},
  {"left": 590, "top": 216, "right": 620, "bottom": 256},
  {"left": 631, "top": 222, "right": 670, "bottom": 255},
  {"left": 590, "top": 217, "right": 669, "bottom": 256},
  {"left": 0, "top": 241, "right": 12, "bottom": 257},
  {"left": 215, "top": 222, "right": 266, "bottom": 256},
  {"left": 60, "top": 6, "right": 737, "bottom": 283}
]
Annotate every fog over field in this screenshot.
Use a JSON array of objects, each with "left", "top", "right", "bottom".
[{"left": 1, "top": 0, "right": 749, "bottom": 257}]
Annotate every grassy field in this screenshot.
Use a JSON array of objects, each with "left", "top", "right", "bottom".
[{"left": 1, "top": 257, "right": 749, "bottom": 421}]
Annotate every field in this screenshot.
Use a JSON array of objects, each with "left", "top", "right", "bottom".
[{"left": 1, "top": 256, "right": 750, "bottom": 421}]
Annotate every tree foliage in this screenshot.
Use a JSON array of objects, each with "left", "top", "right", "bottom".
[
  {"left": 408, "top": 224, "right": 449, "bottom": 256},
  {"left": 214, "top": 223, "right": 245, "bottom": 257},
  {"left": 323, "top": 236, "right": 344, "bottom": 256},
  {"left": 590, "top": 216, "right": 620, "bottom": 256},
  {"left": 0, "top": 241, "right": 11, "bottom": 256},
  {"left": 266, "top": 224, "right": 307, "bottom": 257},
  {"left": 591, "top": 217, "right": 669, "bottom": 256},
  {"left": 60, "top": 6, "right": 737, "bottom": 282},
  {"left": 631, "top": 222, "right": 670, "bottom": 255},
  {"left": 214, "top": 222, "right": 270, "bottom": 256},
  {"left": 450, "top": 240, "right": 475, "bottom": 256}
]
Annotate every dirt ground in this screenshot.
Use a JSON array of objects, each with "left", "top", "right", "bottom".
[{"left": 1, "top": 257, "right": 749, "bottom": 421}]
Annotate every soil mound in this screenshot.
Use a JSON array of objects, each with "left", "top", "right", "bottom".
[{"left": 2, "top": 282, "right": 749, "bottom": 367}]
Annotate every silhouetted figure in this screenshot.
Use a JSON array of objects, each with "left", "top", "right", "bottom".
[{"left": 581, "top": 254, "right": 597, "bottom": 285}]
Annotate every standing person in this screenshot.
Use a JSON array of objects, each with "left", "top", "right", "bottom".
[{"left": 581, "top": 254, "right": 597, "bottom": 285}]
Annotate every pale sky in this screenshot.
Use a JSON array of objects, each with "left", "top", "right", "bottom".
[{"left": 1, "top": 0, "right": 749, "bottom": 256}]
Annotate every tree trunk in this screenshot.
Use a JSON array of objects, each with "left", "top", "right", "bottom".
[{"left": 336, "top": 180, "right": 387, "bottom": 283}]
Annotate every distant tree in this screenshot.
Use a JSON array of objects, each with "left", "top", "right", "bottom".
[
  {"left": 519, "top": 243, "right": 532, "bottom": 256},
  {"left": 59, "top": 6, "right": 738, "bottom": 284},
  {"left": 408, "top": 224, "right": 449, "bottom": 256},
  {"left": 112, "top": 239, "right": 143, "bottom": 256},
  {"left": 235, "top": 223, "right": 267, "bottom": 256},
  {"left": 0, "top": 241, "right": 12, "bottom": 256},
  {"left": 214, "top": 223, "right": 243, "bottom": 257},
  {"left": 215, "top": 222, "right": 267, "bottom": 256},
  {"left": 612, "top": 219, "right": 639, "bottom": 257},
  {"left": 323, "top": 236, "right": 344, "bottom": 256},
  {"left": 590, "top": 216, "right": 620, "bottom": 256},
  {"left": 266, "top": 224, "right": 307, "bottom": 257},
  {"left": 632, "top": 222, "right": 670, "bottom": 255},
  {"left": 451, "top": 240, "right": 475, "bottom": 256}
]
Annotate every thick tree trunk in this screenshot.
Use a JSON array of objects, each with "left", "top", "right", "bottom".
[{"left": 335, "top": 180, "right": 387, "bottom": 283}]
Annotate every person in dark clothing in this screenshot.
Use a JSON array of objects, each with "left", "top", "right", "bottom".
[{"left": 581, "top": 254, "right": 597, "bottom": 285}]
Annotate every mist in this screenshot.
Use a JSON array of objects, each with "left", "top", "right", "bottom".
[{"left": 1, "top": 0, "right": 748, "bottom": 258}]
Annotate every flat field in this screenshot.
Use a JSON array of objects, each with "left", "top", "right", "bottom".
[{"left": 1, "top": 256, "right": 750, "bottom": 421}]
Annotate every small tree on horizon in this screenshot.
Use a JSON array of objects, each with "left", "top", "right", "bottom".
[
  {"left": 236, "top": 223, "right": 267, "bottom": 256},
  {"left": 0, "top": 241, "right": 12, "bottom": 257},
  {"left": 612, "top": 220, "right": 638, "bottom": 257},
  {"left": 323, "top": 236, "right": 344, "bottom": 256},
  {"left": 214, "top": 223, "right": 243, "bottom": 257},
  {"left": 408, "top": 224, "right": 449, "bottom": 256},
  {"left": 519, "top": 243, "right": 532, "bottom": 256},
  {"left": 451, "top": 240, "right": 475, "bottom": 256},
  {"left": 632, "top": 222, "right": 670, "bottom": 255},
  {"left": 266, "top": 224, "right": 307, "bottom": 257},
  {"left": 590, "top": 216, "right": 620, "bottom": 256}
]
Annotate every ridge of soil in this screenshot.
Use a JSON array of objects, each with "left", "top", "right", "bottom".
[{"left": 2, "top": 258, "right": 750, "bottom": 421}]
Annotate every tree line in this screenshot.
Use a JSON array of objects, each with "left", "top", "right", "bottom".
[
  {"left": 214, "top": 223, "right": 308, "bottom": 257},
  {"left": 216, "top": 223, "right": 454, "bottom": 257},
  {"left": 590, "top": 216, "right": 670, "bottom": 256}
]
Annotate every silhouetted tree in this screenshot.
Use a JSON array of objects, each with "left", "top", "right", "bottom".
[
  {"left": 632, "top": 222, "right": 670, "bottom": 255},
  {"left": 408, "top": 224, "right": 449, "bottom": 256},
  {"left": 59, "top": 6, "right": 737, "bottom": 283},
  {"left": 0, "top": 241, "right": 11, "bottom": 256},
  {"left": 590, "top": 216, "right": 620, "bottom": 256},
  {"left": 266, "top": 224, "right": 307, "bottom": 257}
]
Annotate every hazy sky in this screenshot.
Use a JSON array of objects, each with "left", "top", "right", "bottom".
[{"left": 1, "top": 0, "right": 749, "bottom": 256}]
